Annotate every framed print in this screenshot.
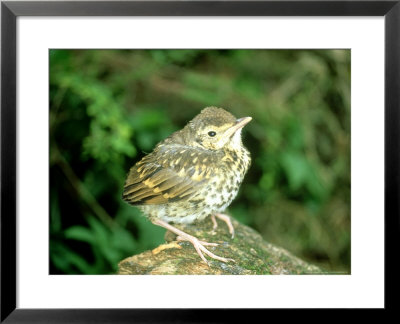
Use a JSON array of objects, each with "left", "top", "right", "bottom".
[{"left": 1, "top": 0, "right": 399, "bottom": 321}]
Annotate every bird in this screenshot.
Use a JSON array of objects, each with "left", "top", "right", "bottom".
[{"left": 122, "top": 107, "right": 251, "bottom": 265}]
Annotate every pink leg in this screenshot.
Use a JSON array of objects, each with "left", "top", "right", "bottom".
[
  {"left": 210, "top": 214, "right": 218, "bottom": 231},
  {"left": 176, "top": 235, "right": 218, "bottom": 247},
  {"left": 214, "top": 213, "right": 235, "bottom": 239},
  {"left": 152, "top": 219, "right": 234, "bottom": 265}
]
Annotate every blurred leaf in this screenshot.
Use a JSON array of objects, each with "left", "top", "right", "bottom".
[
  {"left": 50, "top": 241, "right": 94, "bottom": 274},
  {"left": 281, "top": 151, "right": 310, "bottom": 191},
  {"left": 65, "top": 226, "right": 95, "bottom": 244},
  {"left": 111, "top": 227, "right": 137, "bottom": 252}
]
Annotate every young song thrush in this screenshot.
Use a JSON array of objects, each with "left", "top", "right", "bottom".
[{"left": 122, "top": 107, "right": 251, "bottom": 265}]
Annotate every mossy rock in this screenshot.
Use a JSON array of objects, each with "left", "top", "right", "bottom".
[{"left": 118, "top": 218, "right": 323, "bottom": 275}]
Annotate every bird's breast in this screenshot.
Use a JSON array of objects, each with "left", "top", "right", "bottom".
[{"left": 193, "top": 146, "right": 251, "bottom": 214}]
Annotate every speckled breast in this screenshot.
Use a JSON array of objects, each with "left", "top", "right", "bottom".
[
  {"left": 158, "top": 146, "right": 251, "bottom": 224},
  {"left": 203, "top": 147, "right": 250, "bottom": 210}
]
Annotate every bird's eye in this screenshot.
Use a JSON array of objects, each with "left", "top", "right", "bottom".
[{"left": 208, "top": 131, "right": 216, "bottom": 137}]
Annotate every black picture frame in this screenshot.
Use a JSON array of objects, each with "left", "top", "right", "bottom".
[{"left": 1, "top": 0, "right": 398, "bottom": 322}]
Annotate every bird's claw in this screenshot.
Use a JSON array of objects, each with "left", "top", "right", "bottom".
[
  {"left": 176, "top": 235, "right": 233, "bottom": 265},
  {"left": 152, "top": 219, "right": 234, "bottom": 266}
]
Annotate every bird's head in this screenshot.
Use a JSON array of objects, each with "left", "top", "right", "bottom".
[{"left": 186, "top": 107, "right": 252, "bottom": 150}]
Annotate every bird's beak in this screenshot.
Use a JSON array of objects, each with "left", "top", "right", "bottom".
[{"left": 224, "top": 117, "right": 252, "bottom": 138}]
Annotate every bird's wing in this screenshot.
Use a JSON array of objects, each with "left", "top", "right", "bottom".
[{"left": 122, "top": 145, "right": 219, "bottom": 205}]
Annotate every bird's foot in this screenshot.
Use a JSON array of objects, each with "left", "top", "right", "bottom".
[
  {"left": 176, "top": 235, "right": 233, "bottom": 265},
  {"left": 176, "top": 235, "right": 218, "bottom": 247},
  {"left": 152, "top": 219, "right": 234, "bottom": 266},
  {"left": 211, "top": 213, "right": 235, "bottom": 239}
]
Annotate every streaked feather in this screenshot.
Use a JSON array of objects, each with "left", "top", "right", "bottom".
[{"left": 122, "top": 144, "right": 220, "bottom": 205}]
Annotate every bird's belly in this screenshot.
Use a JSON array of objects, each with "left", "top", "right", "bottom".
[
  {"left": 163, "top": 171, "right": 242, "bottom": 224},
  {"left": 140, "top": 202, "right": 215, "bottom": 225}
]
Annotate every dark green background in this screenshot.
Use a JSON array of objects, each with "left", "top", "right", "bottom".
[{"left": 50, "top": 49, "right": 350, "bottom": 274}]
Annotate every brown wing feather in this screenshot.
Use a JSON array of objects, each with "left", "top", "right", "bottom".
[{"left": 122, "top": 145, "right": 218, "bottom": 205}]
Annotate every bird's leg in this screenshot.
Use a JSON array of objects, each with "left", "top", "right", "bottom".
[
  {"left": 213, "top": 213, "right": 235, "bottom": 239},
  {"left": 152, "top": 219, "right": 234, "bottom": 265},
  {"left": 210, "top": 214, "right": 218, "bottom": 232}
]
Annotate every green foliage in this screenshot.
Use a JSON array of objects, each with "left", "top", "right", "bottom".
[{"left": 50, "top": 49, "right": 350, "bottom": 274}]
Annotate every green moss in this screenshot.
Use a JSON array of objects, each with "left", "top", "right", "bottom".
[{"left": 118, "top": 218, "right": 323, "bottom": 275}]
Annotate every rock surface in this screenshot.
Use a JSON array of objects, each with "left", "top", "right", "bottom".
[{"left": 118, "top": 218, "right": 323, "bottom": 275}]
